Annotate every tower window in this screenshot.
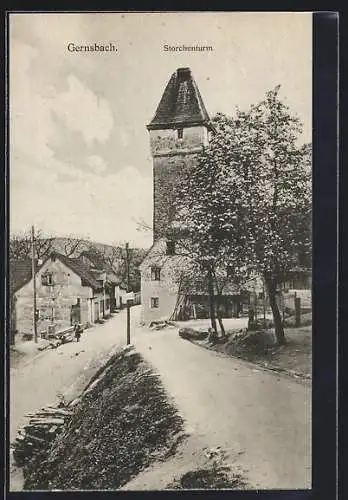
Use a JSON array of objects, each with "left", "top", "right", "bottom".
[
  {"left": 166, "top": 240, "right": 176, "bottom": 256},
  {"left": 151, "top": 267, "right": 161, "bottom": 281},
  {"left": 151, "top": 297, "right": 159, "bottom": 308},
  {"left": 177, "top": 128, "right": 183, "bottom": 139}
]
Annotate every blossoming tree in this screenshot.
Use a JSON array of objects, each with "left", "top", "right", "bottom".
[{"left": 174, "top": 86, "right": 311, "bottom": 344}]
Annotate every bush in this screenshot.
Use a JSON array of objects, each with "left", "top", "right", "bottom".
[
  {"left": 178, "top": 328, "right": 208, "bottom": 341},
  {"left": 172, "top": 467, "right": 246, "bottom": 489},
  {"left": 226, "top": 330, "right": 275, "bottom": 358},
  {"left": 248, "top": 319, "right": 271, "bottom": 331},
  {"left": 22, "top": 333, "right": 34, "bottom": 341},
  {"left": 283, "top": 312, "right": 312, "bottom": 328}
]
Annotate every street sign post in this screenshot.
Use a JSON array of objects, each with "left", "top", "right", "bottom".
[
  {"left": 125, "top": 242, "right": 133, "bottom": 345},
  {"left": 126, "top": 300, "right": 131, "bottom": 345},
  {"left": 125, "top": 293, "right": 134, "bottom": 345},
  {"left": 31, "top": 225, "right": 38, "bottom": 343}
]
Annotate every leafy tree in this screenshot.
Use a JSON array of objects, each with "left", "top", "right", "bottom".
[
  {"left": 121, "top": 247, "right": 147, "bottom": 292},
  {"left": 174, "top": 86, "right": 311, "bottom": 344},
  {"left": 86, "top": 242, "right": 146, "bottom": 293},
  {"left": 167, "top": 201, "right": 247, "bottom": 336}
]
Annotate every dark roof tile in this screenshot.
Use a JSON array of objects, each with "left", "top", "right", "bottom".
[
  {"left": 147, "top": 67, "right": 213, "bottom": 130},
  {"left": 10, "top": 259, "right": 34, "bottom": 294},
  {"left": 56, "top": 254, "right": 103, "bottom": 290}
]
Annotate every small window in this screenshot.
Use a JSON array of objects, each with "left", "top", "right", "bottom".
[
  {"left": 151, "top": 267, "right": 161, "bottom": 281},
  {"left": 41, "top": 272, "right": 53, "bottom": 286},
  {"left": 151, "top": 297, "right": 159, "bottom": 308},
  {"left": 166, "top": 240, "right": 175, "bottom": 256},
  {"left": 258, "top": 292, "right": 265, "bottom": 300},
  {"left": 177, "top": 128, "right": 183, "bottom": 139}
]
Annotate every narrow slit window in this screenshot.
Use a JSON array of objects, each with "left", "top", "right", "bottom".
[
  {"left": 151, "top": 267, "right": 161, "bottom": 281},
  {"left": 177, "top": 128, "right": 183, "bottom": 139},
  {"left": 151, "top": 297, "right": 159, "bottom": 308},
  {"left": 166, "top": 240, "right": 175, "bottom": 256}
]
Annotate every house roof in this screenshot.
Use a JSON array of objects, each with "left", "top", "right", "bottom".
[
  {"left": 79, "top": 250, "right": 106, "bottom": 270},
  {"left": 147, "top": 67, "right": 214, "bottom": 131},
  {"left": 53, "top": 253, "right": 103, "bottom": 291},
  {"left": 10, "top": 259, "right": 35, "bottom": 294},
  {"left": 78, "top": 250, "right": 123, "bottom": 285},
  {"left": 139, "top": 238, "right": 187, "bottom": 271},
  {"left": 10, "top": 252, "right": 105, "bottom": 294}
]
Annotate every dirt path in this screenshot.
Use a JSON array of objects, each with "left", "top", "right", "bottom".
[
  {"left": 9, "top": 308, "right": 311, "bottom": 491},
  {"left": 132, "top": 321, "right": 312, "bottom": 490}
]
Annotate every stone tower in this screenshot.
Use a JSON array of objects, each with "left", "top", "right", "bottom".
[{"left": 147, "top": 67, "right": 214, "bottom": 241}]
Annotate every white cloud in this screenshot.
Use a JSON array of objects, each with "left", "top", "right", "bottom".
[
  {"left": 10, "top": 13, "right": 311, "bottom": 250},
  {"left": 9, "top": 37, "right": 152, "bottom": 247},
  {"left": 51, "top": 75, "right": 114, "bottom": 145},
  {"left": 10, "top": 163, "right": 153, "bottom": 247},
  {"left": 86, "top": 155, "right": 108, "bottom": 174}
]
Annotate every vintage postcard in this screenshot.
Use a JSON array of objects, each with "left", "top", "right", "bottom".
[{"left": 8, "top": 11, "right": 316, "bottom": 492}]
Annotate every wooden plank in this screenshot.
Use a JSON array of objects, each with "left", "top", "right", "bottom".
[
  {"left": 42, "top": 407, "right": 72, "bottom": 414},
  {"left": 23, "top": 433, "right": 46, "bottom": 444},
  {"left": 27, "top": 411, "right": 71, "bottom": 419},
  {"left": 27, "top": 421, "right": 64, "bottom": 427},
  {"left": 29, "top": 417, "right": 65, "bottom": 423}
]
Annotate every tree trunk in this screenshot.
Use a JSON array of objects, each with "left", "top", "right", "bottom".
[
  {"left": 207, "top": 268, "right": 217, "bottom": 333},
  {"left": 217, "top": 315, "right": 226, "bottom": 337},
  {"left": 264, "top": 275, "right": 286, "bottom": 345},
  {"left": 216, "top": 295, "right": 226, "bottom": 337}
]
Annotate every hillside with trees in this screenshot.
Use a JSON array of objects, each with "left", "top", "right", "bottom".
[{"left": 9, "top": 233, "right": 147, "bottom": 292}]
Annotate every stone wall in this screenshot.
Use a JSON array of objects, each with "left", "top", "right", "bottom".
[
  {"left": 140, "top": 268, "right": 179, "bottom": 324},
  {"left": 14, "top": 258, "right": 110, "bottom": 335},
  {"left": 91, "top": 289, "right": 111, "bottom": 322},
  {"left": 140, "top": 239, "right": 188, "bottom": 324},
  {"left": 141, "top": 123, "right": 210, "bottom": 320},
  {"left": 114, "top": 285, "right": 127, "bottom": 309},
  {"left": 149, "top": 126, "right": 208, "bottom": 157},
  {"left": 150, "top": 126, "right": 207, "bottom": 240}
]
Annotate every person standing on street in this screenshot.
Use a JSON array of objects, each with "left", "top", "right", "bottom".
[{"left": 74, "top": 322, "right": 82, "bottom": 342}]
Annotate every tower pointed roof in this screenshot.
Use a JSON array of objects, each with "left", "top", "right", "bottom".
[{"left": 147, "top": 67, "right": 214, "bottom": 131}]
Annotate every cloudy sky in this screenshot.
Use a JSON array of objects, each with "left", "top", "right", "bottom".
[{"left": 9, "top": 12, "right": 312, "bottom": 249}]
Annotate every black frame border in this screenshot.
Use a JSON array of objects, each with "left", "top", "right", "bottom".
[{"left": 2, "top": 9, "right": 339, "bottom": 500}]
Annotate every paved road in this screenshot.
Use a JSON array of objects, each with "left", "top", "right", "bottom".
[{"left": 133, "top": 319, "right": 312, "bottom": 490}]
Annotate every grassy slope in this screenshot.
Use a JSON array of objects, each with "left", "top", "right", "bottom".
[
  {"left": 223, "top": 326, "right": 312, "bottom": 379},
  {"left": 184, "top": 321, "right": 312, "bottom": 381},
  {"left": 23, "top": 347, "right": 184, "bottom": 490}
]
